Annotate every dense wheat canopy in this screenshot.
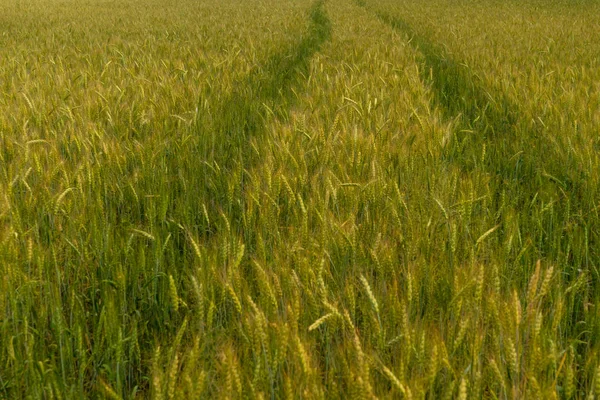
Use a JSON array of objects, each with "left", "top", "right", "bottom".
[{"left": 1, "top": 0, "right": 599, "bottom": 397}]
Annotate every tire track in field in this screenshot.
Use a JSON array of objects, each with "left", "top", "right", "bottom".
[
  {"left": 355, "top": 1, "right": 597, "bottom": 264},
  {"left": 181, "top": 0, "right": 330, "bottom": 238},
  {"left": 366, "top": 5, "right": 591, "bottom": 212},
  {"left": 208, "top": 0, "right": 331, "bottom": 166},
  {"left": 356, "top": 1, "right": 538, "bottom": 185}
]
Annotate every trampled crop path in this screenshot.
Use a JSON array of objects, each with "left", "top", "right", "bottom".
[{"left": 208, "top": 0, "right": 331, "bottom": 166}]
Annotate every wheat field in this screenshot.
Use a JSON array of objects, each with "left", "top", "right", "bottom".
[{"left": 1, "top": 0, "right": 599, "bottom": 398}]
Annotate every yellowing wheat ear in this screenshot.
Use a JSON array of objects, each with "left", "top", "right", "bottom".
[
  {"left": 169, "top": 275, "right": 179, "bottom": 313},
  {"left": 153, "top": 347, "right": 164, "bottom": 400},
  {"left": 359, "top": 274, "right": 379, "bottom": 316},
  {"left": 54, "top": 187, "right": 74, "bottom": 214}
]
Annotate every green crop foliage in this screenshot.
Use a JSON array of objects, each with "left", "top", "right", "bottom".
[{"left": 1, "top": 0, "right": 599, "bottom": 398}]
